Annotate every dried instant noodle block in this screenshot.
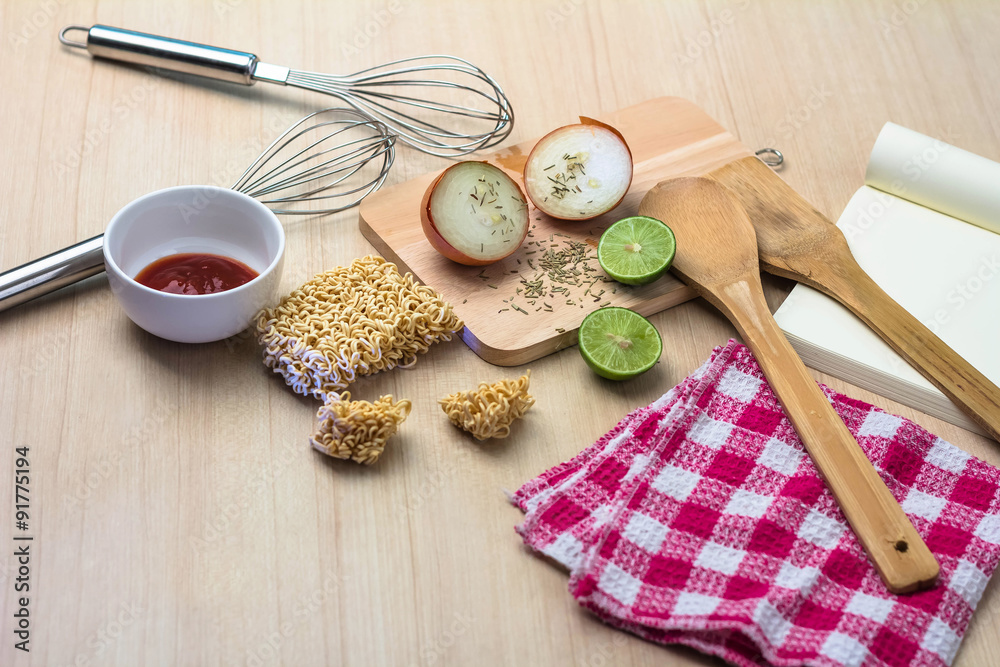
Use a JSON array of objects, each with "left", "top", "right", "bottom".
[
  {"left": 311, "top": 394, "right": 412, "bottom": 465},
  {"left": 256, "top": 255, "right": 462, "bottom": 464},
  {"left": 439, "top": 371, "right": 534, "bottom": 441},
  {"left": 255, "top": 255, "right": 464, "bottom": 400}
]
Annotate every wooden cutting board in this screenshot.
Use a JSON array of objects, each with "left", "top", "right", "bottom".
[{"left": 359, "top": 96, "right": 753, "bottom": 365}]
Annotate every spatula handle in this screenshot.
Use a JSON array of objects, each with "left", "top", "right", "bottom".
[
  {"left": 790, "top": 254, "right": 1000, "bottom": 442},
  {"left": 718, "top": 279, "right": 939, "bottom": 594}
]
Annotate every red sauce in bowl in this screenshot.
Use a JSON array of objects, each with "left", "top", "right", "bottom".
[{"left": 134, "top": 253, "right": 259, "bottom": 295}]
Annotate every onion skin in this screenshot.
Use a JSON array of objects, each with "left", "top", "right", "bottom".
[
  {"left": 420, "top": 161, "right": 529, "bottom": 266},
  {"left": 579, "top": 116, "right": 633, "bottom": 164},
  {"left": 523, "top": 117, "right": 634, "bottom": 221}
]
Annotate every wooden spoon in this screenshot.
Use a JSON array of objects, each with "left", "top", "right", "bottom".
[
  {"left": 709, "top": 156, "right": 1000, "bottom": 441},
  {"left": 639, "top": 177, "right": 938, "bottom": 594}
]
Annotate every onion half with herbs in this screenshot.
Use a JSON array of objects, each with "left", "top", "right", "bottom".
[
  {"left": 523, "top": 117, "right": 633, "bottom": 221},
  {"left": 420, "top": 161, "right": 530, "bottom": 266}
]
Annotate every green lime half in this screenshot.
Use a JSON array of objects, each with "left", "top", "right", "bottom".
[
  {"left": 578, "top": 307, "right": 663, "bottom": 381},
  {"left": 597, "top": 215, "right": 676, "bottom": 285}
]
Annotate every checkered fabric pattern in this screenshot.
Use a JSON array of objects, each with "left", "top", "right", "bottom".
[{"left": 512, "top": 340, "right": 1000, "bottom": 667}]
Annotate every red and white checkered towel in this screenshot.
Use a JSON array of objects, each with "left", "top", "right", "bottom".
[{"left": 512, "top": 340, "right": 1000, "bottom": 667}]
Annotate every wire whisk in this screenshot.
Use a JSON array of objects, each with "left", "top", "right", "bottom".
[
  {"left": 0, "top": 107, "right": 395, "bottom": 311},
  {"left": 60, "top": 25, "right": 514, "bottom": 158},
  {"left": 234, "top": 108, "right": 395, "bottom": 214},
  {"left": 286, "top": 55, "right": 513, "bottom": 157}
]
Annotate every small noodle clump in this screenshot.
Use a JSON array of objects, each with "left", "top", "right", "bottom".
[
  {"left": 310, "top": 394, "right": 412, "bottom": 465},
  {"left": 439, "top": 371, "right": 534, "bottom": 441},
  {"left": 255, "top": 255, "right": 464, "bottom": 400}
]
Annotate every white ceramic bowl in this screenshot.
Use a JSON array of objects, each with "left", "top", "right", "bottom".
[{"left": 103, "top": 185, "right": 284, "bottom": 343}]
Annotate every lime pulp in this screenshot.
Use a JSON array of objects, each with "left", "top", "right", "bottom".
[
  {"left": 597, "top": 215, "right": 676, "bottom": 285},
  {"left": 578, "top": 307, "right": 662, "bottom": 381}
]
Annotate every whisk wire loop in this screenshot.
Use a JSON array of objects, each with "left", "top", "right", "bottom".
[
  {"left": 232, "top": 108, "right": 396, "bottom": 215},
  {"left": 282, "top": 55, "right": 513, "bottom": 157}
]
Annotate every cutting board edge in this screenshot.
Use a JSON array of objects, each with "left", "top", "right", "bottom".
[{"left": 457, "top": 284, "right": 701, "bottom": 367}]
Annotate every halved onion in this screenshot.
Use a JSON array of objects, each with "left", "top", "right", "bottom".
[
  {"left": 421, "top": 161, "right": 529, "bottom": 266},
  {"left": 523, "top": 117, "right": 633, "bottom": 221}
]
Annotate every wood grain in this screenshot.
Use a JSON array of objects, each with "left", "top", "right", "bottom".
[
  {"left": 359, "top": 96, "right": 752, "bottom": 365},
  {"left": 640, "top": 177, "right": 939, "bottom": 594},
  {"left": 2, "top": 2, "right": 1000, "bottom": 666},
  {"left": 710, "top": 155, "right": 1000, "bottom": 442}
]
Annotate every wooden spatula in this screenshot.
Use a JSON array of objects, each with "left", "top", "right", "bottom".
[
  {"left": 639, "top": 177, "right": 938, "bottom": 594},
  {"left": 709, "top": 156, "right": 1000, "bottom": 441}
]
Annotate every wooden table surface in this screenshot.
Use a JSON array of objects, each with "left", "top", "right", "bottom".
[{"left": 2, "top": 1, "right": 999, "bottom": 665}]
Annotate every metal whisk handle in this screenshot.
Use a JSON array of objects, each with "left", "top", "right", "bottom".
[
  {"left": 0, "top": 235, "right": 105, "bottom": 312},
  {"left": 59, "top": 25, "right": 262, "bottom": 86}
]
